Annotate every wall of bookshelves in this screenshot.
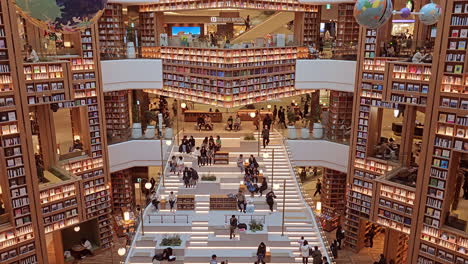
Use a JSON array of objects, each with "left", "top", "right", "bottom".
[
  {"left": 139, "top": 0, "right": 320, "bottom": 12},
  {"left": 327, "top": 91, "right": 353, "bottom": 143},
  {"left": 104, "top": 90, "right": 130, "bottom": 139},
  {"left": 145, "top": 46, "right": 309, "bottom": 107},
  {"left": 336, "top": 3, "right": 359, "bottom": 56},
  {"left": 302, "top": 8, "right": 321, "bottom": 46},
  {"left": 98, "top": 3, "right": 125, "bottom": 59},
  {"left": 139, "top": 12, "right": 158, "bottom": 47}
]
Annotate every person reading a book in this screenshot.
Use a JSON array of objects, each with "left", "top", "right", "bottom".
[
  {"left": 25, "top": 45, "right": 39, "bottom": 63},
  {"left": 412, "top": 48, "right": 431, "bottom": 63}
]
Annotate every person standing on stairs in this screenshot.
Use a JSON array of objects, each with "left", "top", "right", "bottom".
[
  {"left": 183, "top": 167, "right": 191, "bottom": 188},
  {"left": 298, "top": 236, "right": 305, "bottom": 251},
  {"left": 266, "top": 190, "right": 277, "bottom": 213},
  {"left": 314, "top": 178, "right": 322, "bottom": 197},
  {"left": 300, "top": 240, "right": 311, "bottom": 264},
  {"left": 244, "top": 15, "right": 251, "bottom": 31},
  {"left": 193, "top": 147, "right": 201, "bottom": 167},
  {"left": 170, "top": 156, "right": 177, "bottom": 174},
  {"left": 210, "top": 254, "right": 218, "bottom": 264},
  {"left": 207, "top": 143, "right": 214, "bottom": 166},
  {"left": 229, "top": 215, "right": 238, "bottom": 239},
  {"left": 200, "top": 146, "right": 207, "bottom": 166},
  {"left": 256, "top": 242, "right": 266, "bottom": 264},
  {"left": 236, "top": 190, "right": 246, "bottom": 213},
  {"left": 272, "top": 105, "right": 278, "bottom": 124},
  {"left": 262, "top": 125, "right": 270, "bottom": 148},
  {"left": 190, "top": 168, "right": 199, "bottom": 188},
  {"left": 259, "top": 178, "right": 268, "bottom": 196},
  {"left": 176, "top": 156, "right": 184, "bottom": 176},
  {"left": 168, "top": 191, "right": 176, "bottom": 212},
  {"left": 311, "top": 246, "right": 322, "bottom": 264},
  {"left": 237, "top": 154, "right": 244, "bottom": 173}
]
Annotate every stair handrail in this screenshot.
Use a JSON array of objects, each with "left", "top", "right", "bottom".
[
  {"left": 124, "top": 135, "right": 178, "bottom": 263},
  {"left": 276, "top": 130, "right": 336, "bottom": 264}
]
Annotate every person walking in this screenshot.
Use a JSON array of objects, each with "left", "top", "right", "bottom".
[
  {"left": 336, "top": 225, "right": 344, "bottom": 249},
  {"left": 168, "top": 191, "right": 176, "bottom": 212},
  {"left": 263, "top": 114, "right": 272, "bottom": 130},
  {"left": 170, "top": 156, "right": 177, "bottom": 174},
  {"left": 367, "top": 225, "right": 376, "bottom": 248},
  {"left": 259, "top": 178, "right": 268, "bottom": 196},
  {"left": 183, "top": 167, "right": 191, "bottom": 188},
  {"left": 256, "top": 242, "right": 266, "bottom": 264},
  {"left": 330, "top": 240, "right": 338, "bottom": 258},
  {"left": 176, "top": 156, "right": 184, "bottom": 176},
  {"left": 237, "top": 154, "right": 245, "bottom": 173},
  {"left": 190, "top": 168, "right": 199, "bottom": 188},
  {"left": 300, "top": 240, "right": 311, "bottom": 264},
  {"left": 311, "top": 246, "right": 322, "bottom": 264},
  {"left": 279, "top": 107, "right": 287, "bottom": 129},
  {"left": 229, "top": 215, "right": 237, "bottom": 239},
  {"left": 262, "top": 125, "right": 270, "bottom": 148},
  {"left": 266, "top": 190, "right": 277, "bottom": 212},
  {"left": 236, "top": 190, "right": 246, "bottom": 213},
  {"left": 314, "top": 179, "right": 322, "bottom": 197}
]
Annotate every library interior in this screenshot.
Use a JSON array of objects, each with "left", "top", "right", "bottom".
[{"left": 1, "top": 1, "right": 468, "bottom": 264}]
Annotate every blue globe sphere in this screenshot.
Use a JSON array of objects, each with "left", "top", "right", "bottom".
[
  {"left": 354, "top": 0, "right": 394, "bottom": 29},
  {"left": 419, "top": 3, "right": 442, "bottom": 25}
]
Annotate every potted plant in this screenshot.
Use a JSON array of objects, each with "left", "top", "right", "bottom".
[
  {"left": 160, "top": 235, "right": 182, "bottom": 247},
  {"left": 287, "top": 109, "right": 297, "bottom": 139},
  {"left": 201, "top": 175, "right": 216, "bottom": 181},
  {"left": 240, "top": 133, "right": 258, "bottom": 151},
  {"left": 249, "top": 219, "right": 264, "bottom": 232},
  {"left": 131, "top": 104, "right": 142, "bottom": 139}
]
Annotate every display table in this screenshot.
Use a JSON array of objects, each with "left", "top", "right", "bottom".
[
  {"left": 176, "top": 195, "right": 195, "bottom": 210},
  {"left": 316, "top": 205, "right": 340, "bottom": 232},
  {"left": 237, "top": 110, "right": 273, "bottom": 121},
  {"left": 183, "top": 110, "right": 223, "bottom": 122}
]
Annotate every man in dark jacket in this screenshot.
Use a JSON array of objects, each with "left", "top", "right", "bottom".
[
  {"left": 262, "top": 125, "right": 270, "bottom": 148},
  {"left": 266, "top": 191, "right": 277, "bottom": 212},
  {"left": 229, "top": 215, "right": 237, "bottom": 239}
]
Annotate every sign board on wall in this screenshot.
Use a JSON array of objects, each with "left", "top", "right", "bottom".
[{"left": 210, "top": 17, "right": 244, "bottom": 23}]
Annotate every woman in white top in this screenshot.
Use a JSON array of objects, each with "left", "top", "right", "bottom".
[
  {"left": 300, "top": 240, "right": 312, "bottom": 264},
  {"left": 176, "top": 156, "right": 184, "bottom": 176}
]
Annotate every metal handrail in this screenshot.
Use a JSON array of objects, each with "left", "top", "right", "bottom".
[
  {"left": 279, "top": 130, "right": 336, "bottom": 264},
  {"left": 224, "top": 214, "right": 266, "bottom": 225},
  {"left": 148, "top": 214, "right": 190, "bottom": 224},
  {"left": 124, "top": 136, "right": 178, "bottom": 264}
]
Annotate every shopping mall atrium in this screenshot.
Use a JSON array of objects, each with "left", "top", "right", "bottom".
[{"left": 0, "top": 0, "right": 464, "bottom": 264}]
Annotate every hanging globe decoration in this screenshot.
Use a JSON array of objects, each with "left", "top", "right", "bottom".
[
  {"left": 354, "top": 0, "right": 393, "bottom": 29},
  {"left": 13, "top": 0, "right": 108, "bottom": 33},
  {"left": 419, "top": 3, "right": 442, "bottom": 25},
  {"left": 399, "top": 7, "right": 412, "bottom": 19}
]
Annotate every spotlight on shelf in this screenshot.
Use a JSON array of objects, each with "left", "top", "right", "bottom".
[
  {"left": 74, "top": 226, "right": 80, "bottom": 232},
  {"left": 393, "top": 109, "right": 400, "bottom": 118},
  {"left": 123, "top": 211, "right": 130, "bottom": 221},
  {"left": 267, "top": 105, "right": 271, "bottom": 109},
  {"left": 117, "top": 247, "right": 126, "bottom": 256},
  {"left": 249, "top": 112, "right": 256, "bottom": 118},
  {"left": 316, "top": 201, "right": 322, "bottom": 212},
  {"left": 180, "top": 102, "right": 187, "bottom": 109}
]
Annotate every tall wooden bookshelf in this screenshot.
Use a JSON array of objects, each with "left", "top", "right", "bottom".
[
  {"left": 327, "top": 91, "right": 353, "bottom": 143},
  {"left": 139, "top": 12, "right": 158, "bottom": 47},
  {"left": 336, "top": 3, "right": 359, "bottom": 56},
  {"left": 302, "top": 8, "right": 321, "bottom": 46},
  {"left": 0, "top": 1, "right": 42, "bottom": 262},
  {"left": 111, "top": 170, "right": 134, "bottom": 211},
  {"left": 104, "top": 90, "right": 130, "bottom": 139},
  {"left": 98, "top": 3, "right": 125, "bottom": 59},
  {"left": 321, "top": 168, "right": 346, "bottom": 212}
]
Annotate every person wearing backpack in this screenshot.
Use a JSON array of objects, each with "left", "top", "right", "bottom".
[
  {"left": 311, "top": 246, "right": 322, "bottom": 264},
  {"left": 229, "top": 215, "right": 237, "bottom": 239}
]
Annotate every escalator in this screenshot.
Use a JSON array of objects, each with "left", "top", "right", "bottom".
[{"left": 231, "top": 12, "right": 294, "bottom": 44}]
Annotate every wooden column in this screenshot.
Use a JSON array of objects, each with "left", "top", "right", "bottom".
[{"left": 399, "top": 106, "right": 416, "bottom": 167}]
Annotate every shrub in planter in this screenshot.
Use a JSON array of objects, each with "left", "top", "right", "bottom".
[
  {"left": 160, "top": 235, "right": 182, "bottom": 247},
  {"left": 201, "top": 175, "right": 216, "bottom": 181},
  {"left": 249, "top": 220, "right": 264, "bottom": 232},
  {"left": 244, "top": 134, "right": 256, "bottom": 140}
]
